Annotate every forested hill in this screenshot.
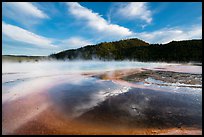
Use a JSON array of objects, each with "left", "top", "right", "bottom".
[{"left": 50, "top": 38, "right": 202, "bottom": 62}]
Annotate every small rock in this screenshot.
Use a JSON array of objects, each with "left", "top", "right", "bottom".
[{"left": 177, "top": 123, "right": 182, "bottom": 128}]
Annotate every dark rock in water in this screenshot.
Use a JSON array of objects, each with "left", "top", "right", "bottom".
[{"left": 175, "top": 122, "right": 183, "bottom": 128}]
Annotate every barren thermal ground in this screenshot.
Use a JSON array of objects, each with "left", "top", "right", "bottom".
[{"left": 2, "top": 61, "right": 202, "bottom": 135}]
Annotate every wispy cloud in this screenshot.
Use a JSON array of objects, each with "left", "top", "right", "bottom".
[
  {"left": 66, "top": 2, "right": 133, "bottom": 39},
  {"left": 59, "top": 37, "right": 94, "bottom": 49},
  {"left": 2, "top": 2, "right": 49, "bottom": 26},
  {"left": 134, "top": 25, "right": 202, "bottom": 44},
  {"left": 2, "top": 22, "right": 94, "bottom": 52},
  {"left": 116, "top": 2, "right": 152, "bottom": 24},
  {"left": 2, "top": 22, "right": 56, "bottom": 48}
]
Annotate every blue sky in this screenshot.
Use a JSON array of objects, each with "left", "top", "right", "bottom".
[{"left": 2, "top": 2, "right": 202, "bottom": 56}]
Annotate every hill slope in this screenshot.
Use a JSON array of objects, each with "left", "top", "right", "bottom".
[{"left": 50, "top": 38, "right": 202, "bottom": 62}]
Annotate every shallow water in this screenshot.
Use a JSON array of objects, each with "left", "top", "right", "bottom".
[
  {"left": 77, "top": 87, "right": 202, "bottom": 129},
  {"left": 48, "top": 76, "right": 130, "bottom": 118},
  {"left": 2, "top": 61, "right": 202, "bottom": 134}
]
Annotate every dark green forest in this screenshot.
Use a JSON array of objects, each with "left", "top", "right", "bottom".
[{"left": 50, "top": 38, "right": 202, "bottom": 62}]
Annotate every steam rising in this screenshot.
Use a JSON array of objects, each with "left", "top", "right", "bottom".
[{"left": 2, "top": 60, "right": 175, "bottom": 74}]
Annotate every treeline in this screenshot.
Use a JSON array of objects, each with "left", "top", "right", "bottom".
[
  {"left": 2, "top": 55, "right": 49, "bottom": 62},
  {"left": 50, "top": 38, "right": 202, "bottom": 62}
]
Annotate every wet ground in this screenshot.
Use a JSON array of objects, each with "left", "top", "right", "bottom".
[
  {"left": 2, "top": 62, "right": 202, "bottom": 135},
  {"left": 122, "top": 70, "right": 202, "bottom": 85},
  {"left": 77, "top": 87, "right": 202, "bottom": 129}
]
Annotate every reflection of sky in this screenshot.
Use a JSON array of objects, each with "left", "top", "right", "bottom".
[
  {"left": 103, "top": 87, "right": 202, "bottom": 128},
  {"left": 2, "top": 70, "right": 130, "bottom": 118},
  {"left": 48, "top": 77, "right": 130, "bottom": 118}
]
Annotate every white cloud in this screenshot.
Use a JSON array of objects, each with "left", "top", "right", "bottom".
[
  {"left": 66, "top": 2, "right": 133, "bottom": 38},
  {"left": 2, "top": 22, "right": 56, "bottom": 48},
  {"left": 3, "top": 2, "right": 48, "bottom": 18},
  {"left": 59, "top": 37, "right": 94, "bottom": 49},
  {"left": 134, "top": 25, "right": 202, "bottom": 44},
  {"left": 116, "top": 2, "right": 152, "bottom": 23},
  {"left": 3, "top": 2, "right": 49, "bottom": 26}
]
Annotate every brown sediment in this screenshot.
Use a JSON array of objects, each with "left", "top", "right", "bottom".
[
  {"left": 2, "top": 90, "right": 51, "bottom": 135},
  {"left": 157, "top": 128, "right": 202, "bottom": 135},
  {"left": 12, "top": 103, "right": 202, "bottom": 135},
  {"left": 83, "top": 68, "right": 144, "bottom": 80},
  {"left": 3, "top": 87, "right": 202, "bottom": 135},
  {"left": 88, "top": 65, "right": 202, "bottom": 87}
]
